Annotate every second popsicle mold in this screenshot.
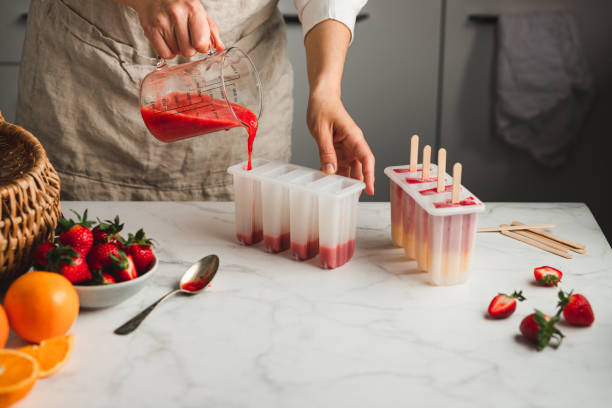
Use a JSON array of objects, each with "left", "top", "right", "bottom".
[
  {"left": 228, "top": 159, "right": 365, "bottom": 269},
  {"left": 385, "top": 164, "right": 485, "bottom": 285}
]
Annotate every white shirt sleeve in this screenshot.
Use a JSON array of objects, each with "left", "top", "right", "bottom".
[{"left": 293, "top": 0, "right": 368, "bottom": 43}]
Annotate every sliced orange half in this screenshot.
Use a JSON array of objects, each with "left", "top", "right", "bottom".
[
  {"left": 0, "top": 349, "right": 39, "bottom": 408},
  {"left": 18, "top": 334, "right": 74, "bottom": 378}
]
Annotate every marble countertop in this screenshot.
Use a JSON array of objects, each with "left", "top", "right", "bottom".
[{"left": 10, "top": 202, "right": 612, "bottom": 408}]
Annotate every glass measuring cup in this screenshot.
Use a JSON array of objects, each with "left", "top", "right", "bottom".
[{"left": 139, "top": 47, "right": 263, "bottom": 146}]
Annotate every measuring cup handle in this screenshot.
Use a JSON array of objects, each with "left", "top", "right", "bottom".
[{"left": 154, "top": 36, "right": 218, "bottom": 67}]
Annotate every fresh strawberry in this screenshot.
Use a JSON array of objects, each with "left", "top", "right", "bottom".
[
  {"left": 534, "top": 266, "right": 562, "bottom": 287},
  {"left": 557, "top": 290, "right": 594, "bottom": 326},
  {"left": 102, "top": 272, "right": 116, "bottom": 284},
  {"left": 92, "top": 216, "right": 124, "bottom": 246},
  {"left": 124, "top": 229, "right": 155, "bottom": 273},
  {"left": 87, "top": 269, "right": 116, "bottom": 285},
  {"left": 56, "top": 209, "right": 95, "bottom": 256},
  {"left": 110, "top": 252, "right": 138, "bottom": 282},
  {"left": 46, "top": 245, "right": 92, "bottom": 284},
  {"left": 519, "top": 310, "right": 564, "bottom": 350},
  {"left": 488, "top": 290, "right": 526, "bottom": 319},
  {"left": 87, "top": 243, "right": 121, "bottom": 270},
  {"left": 32, "top": 242, "right": 56, "bottom": 269}
]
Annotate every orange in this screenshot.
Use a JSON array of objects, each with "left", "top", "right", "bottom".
[
  {"left": 0, "top": 349, "right": 39, "bottom": 408},
  {"left": 4, "top": 271, "right": 79, "bottom": 343},
  {"left": 19, "top": 334, "right": 74, "bottom": 378},
  {"left": 0, "top": 307, "right": 8, "bottom": 349}
]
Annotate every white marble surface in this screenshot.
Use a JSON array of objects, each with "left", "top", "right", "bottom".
[{"left": 9, "top": 202, "right": 612, "bottom": 408}]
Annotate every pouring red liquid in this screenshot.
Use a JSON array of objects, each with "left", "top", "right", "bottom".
[{"left": 140, "top": 92, "right": 258, "bottom": 170}]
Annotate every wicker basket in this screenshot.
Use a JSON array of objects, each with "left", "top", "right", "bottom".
[{"left": 0, "top": 112, "right": 61, "bottom": 283}]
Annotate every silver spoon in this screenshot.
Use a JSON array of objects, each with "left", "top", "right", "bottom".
[{"left": 114, "top": 254, "right": 219, "bottom": 335}]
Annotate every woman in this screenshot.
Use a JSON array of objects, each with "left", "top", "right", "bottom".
[{"left": 16, "top": 0, "right": 374, "bottom": 200}]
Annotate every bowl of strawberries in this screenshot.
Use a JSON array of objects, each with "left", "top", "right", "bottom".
[{"left": 32, "top": 210, "right": 158, "bottom": 308}]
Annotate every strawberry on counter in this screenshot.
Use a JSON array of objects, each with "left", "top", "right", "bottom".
[
  {"left": 488, "top": 290, "right": 526, "bottom": 319},
  {"left": 557, "top": 290, "right": 595, "bottom": 326},
  {"left": 534, "top": 266, "right": 563, "bottom": 287},
  {"left": 519, "top": 310, "right": 564, "bottom": 351}
]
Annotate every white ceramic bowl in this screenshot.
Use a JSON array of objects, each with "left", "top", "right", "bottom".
[{"left": 75, "top": 256, "right": 158, "bottom": 309}]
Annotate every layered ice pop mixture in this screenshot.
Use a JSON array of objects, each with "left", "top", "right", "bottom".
[
  {"left": 385, "top": 142, "right": 484, "bottom": 285},
  {"left": 228, "top": 159, "right": 364, "bottom": 269}
]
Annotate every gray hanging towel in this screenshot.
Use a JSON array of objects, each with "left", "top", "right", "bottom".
[{"left": 496, "top": 11, "right": 594, "bottom": 167}]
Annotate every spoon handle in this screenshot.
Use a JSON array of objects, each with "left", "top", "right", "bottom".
[{"left": 114, "top": 289, "right": 180, "bottom": 335}]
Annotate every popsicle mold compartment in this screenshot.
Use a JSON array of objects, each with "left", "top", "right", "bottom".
[
  {"left": 228, "top": 159, "right": 365, "bottom": 268},
  {"left": 289, "top": 171, "right": 326, "bottom": 260},
  {"left": 316, "top": 177, "right": 360, "bottom": 269},
  {"left": 390, "top": 180, "right": 404, "bottom": 247},
  {"left": 388, "top": 164, "right": 433, "bottom": 248},
  {"left": 231, "top": 158, "right": 273, "bottom": 245},
  {"left": 385, "top": 164, "right": 485, "bottom": 285}
]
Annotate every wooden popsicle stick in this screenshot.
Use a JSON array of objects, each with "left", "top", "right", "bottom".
[
  {"left": 511, "top": 221, "right": 586, "bottom": 250},
  {"left": 513, "top": 228, "right": 587, "bottom": 255},
  {"left": 451, "top": 163, "right": 462, "bottom": 203},
  {"left": 477, "top": 224, "right": 556, "bottom": 233},
  {"left": 500, "top": 224, "right": 572, "bottom": 259},
  {"left": 409, "top": 134, "right": 419, "bottom": 172},
  {"left": 437, "top": 148, "right": 446, "bottom": 193},
  {"left": 422, "top": 145, "right": 431, "bottom": 180}
]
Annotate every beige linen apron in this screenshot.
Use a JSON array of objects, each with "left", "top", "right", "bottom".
[{"left": 16, "top": 0, "right": 293, "bottom": 200}]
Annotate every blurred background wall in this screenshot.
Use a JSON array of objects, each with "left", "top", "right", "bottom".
[{"left": 1, "top": 0, "right": 611, "bottom": 241}]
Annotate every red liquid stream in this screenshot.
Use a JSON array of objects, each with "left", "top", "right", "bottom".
[{"left": 140, "top": 92, "right": 258, "bottom": 170}]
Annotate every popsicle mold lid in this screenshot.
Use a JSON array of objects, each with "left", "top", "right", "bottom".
[
  {"left": 228, "top": 158, "right": 365, "bottom": 198},
  {"left": 384, "top": 164, "right": 485, "bottom": 217}
]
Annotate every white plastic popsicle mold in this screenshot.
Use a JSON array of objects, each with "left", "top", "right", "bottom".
[
  {"left": 384, "top": 164, "right": 485, "bottom": 285},
  {"left": 228, "top": 159, "right": 365, "bottom": 268}
]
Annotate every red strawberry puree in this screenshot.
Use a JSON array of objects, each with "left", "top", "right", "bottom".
[
  {"left": 237, "top": 230, "right": 263, "bottom": 245},
  {"left": 291, "top": 239, "right": 319, "bottom": 261},
  {"left": 264, "top": 232, "right": 290, "bottom": 253},
  {"left": 140, "top": 92, "right": 258, "bottom": 169},
  {"left": 420, "top": 185, "right": 452, "bottom": 195},
  {"left": 320, "top": 240, "right": 355, "bottom": 269},
  {"left": 182, "top": 280, "right": 205, "bottom": 292},
  {"left": 433, "top": 198, "right": 480, "bottom": 208}
]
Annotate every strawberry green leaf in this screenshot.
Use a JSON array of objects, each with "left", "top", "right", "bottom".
[
  {"left": 556, "top": 289, "right": 574, "bottom": 317},
  {"left": 534, "top": 309, "right": 564, "bottom": 351},
  {"left": 511, "top": 290, "right": 526, "bottom": 301},
  {"left": 537, "top": 275, "right": 560, "bottom": 287}
]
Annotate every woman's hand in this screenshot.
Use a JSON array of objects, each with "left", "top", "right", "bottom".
[
  {"left": 124, "top": 0, "right": 224, "bottom": 59},
  {"left": 307, "top": 93, "right": 375, "bottom": 195},
  {"left": 303, "top": 19, "right": 375, "bottom": 195}
]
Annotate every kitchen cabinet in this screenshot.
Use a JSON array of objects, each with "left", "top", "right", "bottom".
[{"left": 279, "top": 0, "right": 443, "bottom": 202}]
